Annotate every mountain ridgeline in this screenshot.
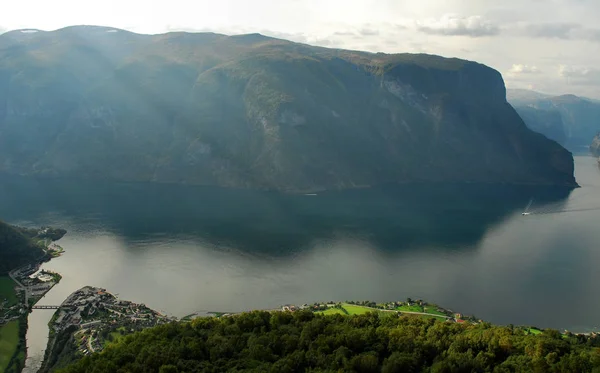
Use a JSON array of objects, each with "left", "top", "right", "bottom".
[
  {"left": 0, "top": 26, "right": 576, "bottom": 191},
  {"left": 508, "top": 89, "right": 600, "bottom": 152},
  {"left": 512, "top": 106, "right": 567, "bottom": 147}
]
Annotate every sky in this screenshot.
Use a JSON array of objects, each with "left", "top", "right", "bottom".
[{"left": 1, "top": 0, "right": 600, "bottom": 98}]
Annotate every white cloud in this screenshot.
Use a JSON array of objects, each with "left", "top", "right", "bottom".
[
  {"left": 558, "top": 65, "right": 600, "bottom": 83},
  {"left": 415, "top": 14, "right": 500, "bottom": 37},
  {"left": 507, "top": 64, "right": 540, "bottom": 74},
  {"left": 522, "top": 23, "right": 579, "bottom": 39},
  {"left": 586, "top": 28, "right": 600, "bottom": 42},
  {"left": 559, "top": 65, "right": 588, "bottom": 77}
]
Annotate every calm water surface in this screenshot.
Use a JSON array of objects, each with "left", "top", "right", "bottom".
[{"left": 2, "top": 156, "right": 600, "bottom": 371}]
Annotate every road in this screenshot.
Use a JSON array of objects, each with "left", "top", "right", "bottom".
[
  {"left": 87, "top": 336, "right": 96, "bottom": 353},
  {"left": 395, "top": 310, "right": 452, "bottom": 319},
  {"left": 8, "top": 266, "right": 30, "bottom": 307}
]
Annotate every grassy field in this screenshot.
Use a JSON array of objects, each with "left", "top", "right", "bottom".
[
  {"left": 423, "top": 306, "right": 448, "bottom": 316},
  {"left": 527, "top": 328, "right": 542, "bottom": 335},
  {"left": 312, "top": 303, "right": 453, "bottom": 321},
  {"left": 316, "top": 304, "right": 446, "bottom": 317},
  {"left": 416, "top": 314, "right": 448, "bottom": 322},
  {"left": 316, "top": 308, "right": 347, "bottom": 316},
  {"left": 0, "top": 277, "right": 17, "bottom": 307},
  {"left": 341, "top": 304, "right": 378, "bottom": 315},
  {"left": 397, "top": 304, "right": 424, "bottom": 313},
  {"left": 0, "top": 320, "right": 20, "bottom": 373},
  {"left": 103, "top": 331, "right": 124, "bottom": 347}
]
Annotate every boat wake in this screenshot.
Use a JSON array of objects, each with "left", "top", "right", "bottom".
[{"left": 522, "top": 197, "right": 600, "bottom": 216}]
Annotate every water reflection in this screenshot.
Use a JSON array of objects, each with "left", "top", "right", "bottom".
[
  {"left": 2, "top": 164, "right": 596, "bottom": 373},
  {"left": 0, "top": 176, "right": 573, "bottom": 256}
]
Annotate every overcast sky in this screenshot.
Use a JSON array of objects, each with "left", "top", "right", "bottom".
[{"left": 2, "top": 0, "right": 600, "bottom": 98}]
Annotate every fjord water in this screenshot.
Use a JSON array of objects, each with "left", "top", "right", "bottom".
[{"left": 3, "top": 156, "right": 600, "bottom": 371}]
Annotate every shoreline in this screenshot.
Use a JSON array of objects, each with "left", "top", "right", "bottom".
[
  {"left": 6, "top": 228, "right": 600, "bottom": 371},
  {"left": 1, "top": 226, "right": 66, "bottom": 373},
  {"left": 0, "top": 170, "right": 580, "bottom": 195},
  {"left": 38, "top": 291, "right": 600, "bottom": 371},
  {"left": 40, "top": 286, "right": 175, "bottom": 372}
]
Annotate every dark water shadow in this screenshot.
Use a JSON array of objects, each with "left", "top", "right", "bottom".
[{"left": 0, "top": 175, "right": 573, "bottom": 256}]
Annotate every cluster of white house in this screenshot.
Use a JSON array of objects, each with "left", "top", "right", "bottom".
[{"left": 28, "top": 270, "right": 54, "bottom": 282}]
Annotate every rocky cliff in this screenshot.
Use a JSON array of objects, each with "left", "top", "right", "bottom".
[{"left": 0, "top": 26, "right": 577, "bottom": 190}]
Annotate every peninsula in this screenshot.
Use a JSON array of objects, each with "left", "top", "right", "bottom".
[
  {"left": 39, "top": 287, "right": 174, "bottom": 372},
  {"left": 36, "top": 284, "right": 600, "bottom": 372},
  {"left": 41, "top": 290, "right": 600, "bottom": 373}
]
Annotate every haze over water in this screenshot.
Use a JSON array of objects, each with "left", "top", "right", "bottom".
[{"left": 3, "top": 156, "right": 600, "bottom": 371}]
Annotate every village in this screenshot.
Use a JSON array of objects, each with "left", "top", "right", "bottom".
[
  {"left": 48, "top": 286, "right": 175, "bottom": 356},
  {"left": 181, "top": 298, "right": 476, "bottom": 325},
  {"left": 280, "top": 299, "right": 476, "bottom": 324},
  {"left": 0, "top": 262, "right": 62, "bottom": 326},
  {"left": 1, "top": 225, "right": 66, "bottom": 324}
]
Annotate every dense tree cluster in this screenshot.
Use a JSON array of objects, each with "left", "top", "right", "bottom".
[
  {"left": 59, "top": 311, "right": 600, "bottom": 373},
  {"left": 37, "top": 227, "right": 68, "bottom": 241},
  {"left": 41, "top": 325, "right": 80, "bottom": 373}
]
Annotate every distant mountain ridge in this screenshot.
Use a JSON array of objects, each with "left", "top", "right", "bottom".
[
  {"left": 0, "top": 26, "right": 577, "bottom": 190},
  {"left": 591, "top": 134, "right": 600, "bottom": 157},
  {"left": 513, "top": 106, "right": 567, "bottom": 146},
  {"left": 508, "top": 89, "right": 600, "bottom": 151},
  {"left": 506, "top": 89, "right": 552, "bottom": 102}
]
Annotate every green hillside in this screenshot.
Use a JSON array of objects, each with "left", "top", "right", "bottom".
[
  {"left": 58, "top": 311, "right": 600, "bottom": 373},
  {"left": 0, "top": 26, "right": 577, "bottom": 190},
  {"left": 0, "top": 221, "right": 44, "bottom": 274}
]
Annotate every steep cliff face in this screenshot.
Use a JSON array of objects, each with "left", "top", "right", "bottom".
[
  {"left": 513, "top": 106, "right": 567, "bottom": 146},
  {"left": 0, "top": 26, "right": 577, "bottom": 190}
]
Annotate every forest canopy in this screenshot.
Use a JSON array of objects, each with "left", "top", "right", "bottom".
[{"left": 59, "top": 310, "right": 600, "bottom": 373}]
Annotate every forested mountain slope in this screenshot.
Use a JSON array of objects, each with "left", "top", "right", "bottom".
[
  {"left": 0, "top": 220, "right": 43, "bottom": 273},
  {"left": 0, "top": 26, "right": 577, "bottom": 191}
]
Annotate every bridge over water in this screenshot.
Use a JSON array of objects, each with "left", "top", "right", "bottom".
[{"left": 32, "top": 305, "right": 75, "bottom": 310}]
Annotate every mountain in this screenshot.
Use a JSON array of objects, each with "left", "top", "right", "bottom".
[
  {"left": 0, "top": 26, "right": 577, "bottom": 190},
  {"left": 506, "top": 88, "right": 552, "bottom": 102},
  {"left": 508, "top": 89, "right": 600, "bottom": 151},
  {"left": 590, "top": 134, "right": 600, "bottom": 157},
  {"left": 0, "top": 220, "right": 44, "bottom": 274},
  {"left": 513, "top": 106, "right": 567, "bottom": 146}
]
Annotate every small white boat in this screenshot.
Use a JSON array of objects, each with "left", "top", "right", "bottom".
[{"left": 522, "top": 198, "right": 533, "bottom": 216}]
